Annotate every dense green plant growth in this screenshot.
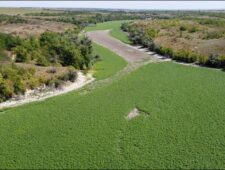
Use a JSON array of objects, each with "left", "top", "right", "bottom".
[
  {"left": 92, "top": 43, "right": 127, "bottom": 80},
  {"left": 12, "top": 29, "right": 93, "bottom": 69},
  {"left": 0, "top": 62, "right": 225, "bottom": 168},
  {"left": 0, "top": 64, "right": 36, "bottom": 102}
]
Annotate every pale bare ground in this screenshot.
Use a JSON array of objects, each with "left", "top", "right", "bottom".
[
  {"left": 80, "top": 30, "right": 170, "bottom": 94},
  {"left": 87, "top": 30, "right": 165, "bottom": 63},
  {"left": 126, "top": 108, "right": 140, "bottom": 120},
  {"left": 0, "top": 72, "right": 94, "bottom": 109}
]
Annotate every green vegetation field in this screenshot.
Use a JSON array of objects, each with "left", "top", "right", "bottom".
[
  {"left": 85, "top": 21, "right": 131, "bottom": 44},
  {"left": 0, "top": 62, "right": 225, "bottom": 169},
  {"left": 92, "top": 43, "right": 127, "bottom": 80}
]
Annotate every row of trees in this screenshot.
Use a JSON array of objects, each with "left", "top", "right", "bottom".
[
  {"left": 0, "top": 14, "right": 27, "bottom": 24},
  {"left": 32, "top": 12, "right": 147, "bottom": 27},
  {"left": 121, "top": 22, "right": 225, "bottom": 68}
]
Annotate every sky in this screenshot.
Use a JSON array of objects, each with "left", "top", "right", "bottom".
[{"left": 0, "top": 1, "right": 225, "bottom": 10}]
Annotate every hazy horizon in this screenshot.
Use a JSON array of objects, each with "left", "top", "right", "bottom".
[{"left": 0, "top": 1, "right": 225, "bottom": 10}]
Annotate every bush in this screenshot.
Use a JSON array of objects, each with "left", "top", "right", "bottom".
[
  {"left": 179, "top": 25, "right": 187, "bottom": 31},
  {"left": 14, "top": 46, "right": 29, "bottom": 62},
  {"left": 188, "top": 27, "right": 198, "bottom": 33},
  {"left": 0, "top": 79, "right": 14, "bottom": 101},
  {"left": 36, "top": 55, "right": 49, "bottom": 66},
  {"left": 218, "top": 55, "right": 225, "bottom": 68},
  {"left": 0, "top": 64, "right": 37, "bottom": 102},
  {"left": 67, "top": 70, "right": 78, "bottom": 82},
  {"left": 13, "top": 77, "right": 26, "bottom": 95},
  {"left": 197, "top": 54, "right": 209, "bottom": 65},
  {"left": 173, "top": 50, "right": 197, "bottom": 63},
  {"left": 94, "top": 54, "right": 101, "bottom": 61},
  {"left": 158, "top": 47, "right": 174, "bottom": 58},
  {"left": 54, "top": 79, "right": 65, "bottom": 89}
]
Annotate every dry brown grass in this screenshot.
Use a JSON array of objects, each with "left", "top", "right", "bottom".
[
  {"left": 0, "top": 8, "right": 60, "bottom": 15},
  {"left": 135, "top": 19, "right": 225, "bottom": 56},
  {"left": 16, "top": 63, "right": 71, "bottom": 81},
  {"left": 0, "top": 19, "right": 75, "bottom": 37}
]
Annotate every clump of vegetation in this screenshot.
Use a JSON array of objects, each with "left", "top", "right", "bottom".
[
  {"left": 0, "top": 64, "right": 37, "bottom": 102},
  {"left": 11, "top": 28, "right": 93, "bottom": 69},
  {"left": 198, "top": 18, "right": 225, "bottom": 27},
  {"left": 0, "top": 32, "right": 21, "bottom": 50}
]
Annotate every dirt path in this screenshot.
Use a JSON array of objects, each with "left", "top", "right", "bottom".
[
  {"left": 87, "top": 30, "right": 164, "bottom": 63},
  {"left": 80, "top": 30, "right": 170, "bottom": 94}
]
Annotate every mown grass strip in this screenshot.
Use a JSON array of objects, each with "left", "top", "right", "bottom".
[{"left": 92, "top": 43, "right": 127, "bottom": 80}]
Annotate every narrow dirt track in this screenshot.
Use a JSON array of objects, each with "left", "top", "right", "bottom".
[
  {"left": 87, "top": 30, "right": 158, "bottom": 63},
  {"left": 81, "top": 30, "right": 169, "bottom": 94}
]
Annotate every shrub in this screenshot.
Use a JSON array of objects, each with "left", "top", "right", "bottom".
[
  {"left": 54, "top": 79, "right": 65, "bottom": 89},
  {"left": 13, "top": 77, "right": 26, "bottom": 95},
  {"left": 0, "top": 49, "right": 8, "bottom": 61},
  {"left": 14, "top": 46, "right": 29, "bottom": 62},
  {"left": 94, "top": 54, "right": 101, "bottom": 61},
  {"left": 36, "top": 55, "right": 49, "bottom": 66},
  {"left": 179, "top": 25, "right": 187, "bottom": 31},
  {"left": 0, "top": 79, "right": 14, "bottom": 101},
  {"left": 67, "top": 70, "right": 78, "bottom": 82},
  {"left": 197, "top": 54, "right": 209, "bottom": 65},
  {"left": 218, "top": 55, "right": 225, "bottom": 68},
  {"left": 188, "top": 27, "right": 198, "bottom": 33},
  {"left": 159, "top": 47, "right": 174, "bottom": 58},
  {"left": 173, "top": 50, "right": 194, "bottom": 63}
]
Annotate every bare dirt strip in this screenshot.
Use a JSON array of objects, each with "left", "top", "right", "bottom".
[
  {"left": 81, "top": 30, "right": 170, "bottom": 94},
  {"left": 87, "top": 30, "right": 162, "bottom": 63}
]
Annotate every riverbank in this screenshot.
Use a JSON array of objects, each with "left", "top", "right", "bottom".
[{"left": 0, "top": 71, "right": 94, "bottom": 109}]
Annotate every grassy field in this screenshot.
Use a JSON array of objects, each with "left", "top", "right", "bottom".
[
  {"left": 92, "top": 43, "right": 127, "bottom": 80},
  {"left": 0, "top": 62, "right": 225, "bottom": 169},
  {"left": 85, "top": 21, "right": 131, "bottom": 44}
]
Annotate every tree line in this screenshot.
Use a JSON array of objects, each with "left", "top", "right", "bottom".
[
  {"left": 121, "top": 22, "right": 225, "bottom": 69},
  {"left": 0, "top": 14, "right": 27, "bottom": 24}
]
